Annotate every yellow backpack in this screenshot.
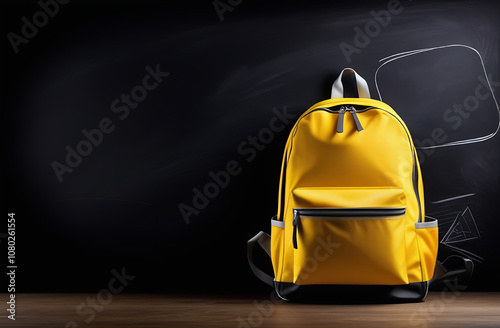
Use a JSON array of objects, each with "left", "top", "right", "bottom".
[{"left": 248, "top": 68, "right": 439, "bottom": 302}]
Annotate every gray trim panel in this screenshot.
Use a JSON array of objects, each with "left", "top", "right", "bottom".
[
  {"left": 415, "top": 217, "right": 438, "bottom": 229},
  {"left": 271, "top": 219, "right": 285, "bottom": 229}
]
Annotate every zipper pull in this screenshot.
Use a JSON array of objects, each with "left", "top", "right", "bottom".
[
  {"left": 292, "top": 210, "right": 299, "bottom": 249},
  {"left": 348, "top": 106, "right": 364, "bottom": 132},
  {"left": 337, "top": 106, "right": 347, "bottom": 133}
]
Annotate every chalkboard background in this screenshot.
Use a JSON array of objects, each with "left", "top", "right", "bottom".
[{"left": 2, "top": 0, "right": 499, "bottom": 294}]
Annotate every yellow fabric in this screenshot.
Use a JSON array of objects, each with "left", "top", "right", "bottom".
[
  {"left": 293, "top": 187, "right": 406, "bottom": 208},
  {"left": 270, "top": 224, "right": 284, "bottom": 279},
  {"left": 294, "top": 216, "right": 408, "bottom": 285},
  {"left": 416, "top": 226, "right": 439, "bottom": 281},
  {"left": 271, "top": 97, "right": 439, "bottom": 286}
]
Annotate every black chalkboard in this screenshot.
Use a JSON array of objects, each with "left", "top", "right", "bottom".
[{"left": 2, "top": 0, "right": 499, "bottom": 293}]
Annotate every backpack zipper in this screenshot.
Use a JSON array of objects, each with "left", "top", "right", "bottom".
[
  {"left": 336, "top": 106, "right": 364, "bottom": 133},
  {"left": 292, "top": 207, "right": 406, "bottom": 249},
  {"left": 336, "top": 107, "right": 347, "bottom": 133},
  {"left": 295, "top": 105, "right": 371, "bottom": 136},
  {"left": 292, "top": 210, "right": 299, "bottom": 250}
]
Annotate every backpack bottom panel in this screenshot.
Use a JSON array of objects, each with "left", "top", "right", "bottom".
[{"left": 274, "top": 281, "right": 428, "bottom": 303}]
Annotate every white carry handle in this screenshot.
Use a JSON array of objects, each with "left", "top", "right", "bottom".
[{"left": 331, "top": 68, "right": 371, "bottom": 99}]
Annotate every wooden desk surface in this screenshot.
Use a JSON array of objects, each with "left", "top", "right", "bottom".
[{"left": 1, "top": 292, "right": 499, "bottom": 327}]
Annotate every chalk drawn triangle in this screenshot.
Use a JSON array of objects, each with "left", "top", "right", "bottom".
[{"left": 441, "top": 207, "right": 481, "bottom": 244}]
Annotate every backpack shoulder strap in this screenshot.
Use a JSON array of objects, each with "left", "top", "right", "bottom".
[
  {"left": 247, "top": 231, "right": 274, "bottom": 286},
  {"left": 430, "top": 255, "right": 474, "bottom": 286}
]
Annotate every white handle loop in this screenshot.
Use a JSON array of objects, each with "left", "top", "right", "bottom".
[{"left": 331, "top": 68, "right": 371, "bottom": 99}]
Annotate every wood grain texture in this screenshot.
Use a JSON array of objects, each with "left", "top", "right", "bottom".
[{"left": 0, "top": 292, "right": 499, "bottom": 327}]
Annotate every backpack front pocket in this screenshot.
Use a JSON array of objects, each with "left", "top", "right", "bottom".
[{"left": 291, "top": 188, "right": 409, "bottom": 286}]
